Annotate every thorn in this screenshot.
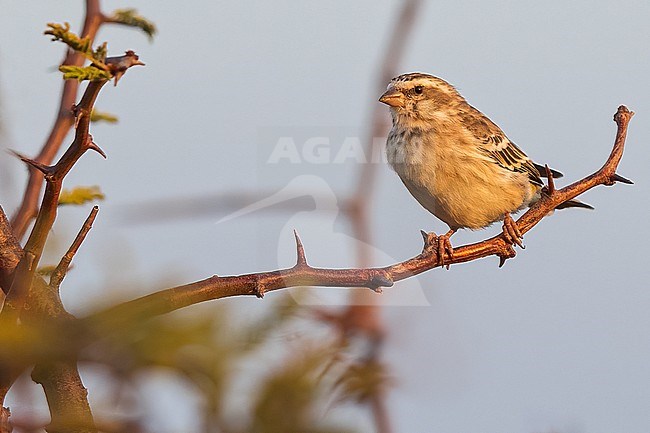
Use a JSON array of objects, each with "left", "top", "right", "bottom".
[
  {"left": 612, "top": 173, "right": 633, "bottom": 185},
  {"left": 113, "top": 71, "right": 124, "bottom": 86},
  {"left": 498, "top": 244, "right": 517, "bottom": 268},
  {"left": 88, "top": 141, "right": 107, "bottom": 159},
  {"left": 544, "top": 164, "right": 555, "bottom": 194},
  {"left": 72, "top": 104, "right": 85, "bottom": 129},
  {"left": 293, "top": 229, "right": 307, "bottom": 266},
  {"left": 9, "top": 150, "right": 53, "bottom": 177},
  {"left": 369, "top": 271, "right": 393, "bottom": 293},
  {"left": 420, "top": 230, "right": 439, "bottom": 253}
]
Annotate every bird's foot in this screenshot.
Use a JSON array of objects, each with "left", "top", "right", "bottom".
[
  {"left": 421, "top": 229, "right": 455, "bottom": 269},
  {"left": 502, "top": 213, "right": 524, "bottom": 249}
]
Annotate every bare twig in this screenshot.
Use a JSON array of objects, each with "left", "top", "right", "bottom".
[
  {"left": 49, "top": 206, "right": 99, "bottom": 291},
  {"left": 84, "top": 105, "right": 632, "bottom": 326}
]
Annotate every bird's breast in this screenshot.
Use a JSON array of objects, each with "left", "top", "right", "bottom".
[{"left": 386, "top": 127, "right": 535, "bottom": 230}]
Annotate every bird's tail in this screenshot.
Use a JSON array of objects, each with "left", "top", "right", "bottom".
[
  {"left": 534, "top": 163, "right": 563, "bottom": 179},
  {"left": 556, "top": 199, "right": 594, "bottom": 210}
]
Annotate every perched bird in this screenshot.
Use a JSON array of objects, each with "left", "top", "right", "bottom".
[{"left": 379, "top": 72, "right": 591, "bottom": 263}]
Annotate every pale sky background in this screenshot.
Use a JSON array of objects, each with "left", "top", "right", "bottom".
[{"left": 1, "top": 1, "right": 649, "bottom": 432}]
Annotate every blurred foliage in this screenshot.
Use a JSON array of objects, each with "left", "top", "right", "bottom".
[
  {"left": 71, "top": 296, "right": 383, "bottom": 432},
  {"left": 334, "top": 359, "right": 392, "bottom": 405},
  {"left": 251, "top": 347, "right": 353, "bottom": 433},
  {"left": 90, "top": 109, "right": 119, "bottom": 124},
  {"left": 58, "top": 186, "right": 105, "bottom": 206},
  {"left": 107, "top": 8, "right": 157, "bottom": 40}
]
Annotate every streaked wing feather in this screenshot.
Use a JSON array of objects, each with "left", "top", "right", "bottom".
[{"left": 461, "top": 107, "right": 543, "bottom": 186}]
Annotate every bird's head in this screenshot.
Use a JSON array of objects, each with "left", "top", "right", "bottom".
[{"left": 379, "top": 73, "right": 465, "bottom": 127}]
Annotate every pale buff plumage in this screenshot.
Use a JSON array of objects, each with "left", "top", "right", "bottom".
[{"left": 380, "top": 73, "right": 589, "bottom": 259}]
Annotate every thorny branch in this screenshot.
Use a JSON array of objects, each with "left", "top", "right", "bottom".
[
  {"left": 4, "top": 51, "right": 142, "bottom": 319},
  {"left": 10, "top": 0, "right": 104, "bottom": 240},
  {"left": 1, "top": 48, "right": 141, "bottom": 433},
  {"left": 85, "top": 105, "right": 633, "bottom": 327},
  {"left": 3, "top": 80, "right": 108, "bottom": 318}
]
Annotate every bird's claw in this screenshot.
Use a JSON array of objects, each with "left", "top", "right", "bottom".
[
  {"left": 502, "top": 213, "right": 524, "bottom": 249},
  {"left": 421, "top": 229, "right": 455, "bottom": 269}
]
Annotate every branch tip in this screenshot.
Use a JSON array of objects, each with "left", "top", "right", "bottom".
[
  {"left": 614, "top": 105, "right": 634, "bottom": 124},
  {"left": 106, "top": 50, "right": 144, "bottom": 86},
  {"left": 49, "top": 206, "right": 99, "bottom": 290}
]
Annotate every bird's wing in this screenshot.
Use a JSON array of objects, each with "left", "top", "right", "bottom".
[{"left": 460, "top": 107, "right": 543, "bottom": 187}]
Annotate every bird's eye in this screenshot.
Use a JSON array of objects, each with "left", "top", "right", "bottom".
[{"left": 413, "top": 85, "right": 424, "bottom": 95}]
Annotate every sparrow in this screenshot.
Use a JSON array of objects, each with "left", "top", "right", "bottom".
[{"left": 379, "top": 72, "right": 591, "bottom": 264}]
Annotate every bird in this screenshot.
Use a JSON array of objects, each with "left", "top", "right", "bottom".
[{"left": 379, "top": 72, "right": 591, "bottom": 264}]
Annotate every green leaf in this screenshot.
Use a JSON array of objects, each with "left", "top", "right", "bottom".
[
  {"left": 45, "top": 22, "right": 92, "bottom": 54},
  {"left": 59, "top": 65, "right": 112, "bottom": 82},
  {"left": 59, "top": 186, "right": 105, "bottom": 206},
  {"left": 90, "top": 109, "right": 119, "bottom": 124},
  {"left": 93, "top": 42, "right": 108, "bottom": 63},
  {"left": 45, "top": 23, "right": 109, "bottom": 69},
  {"left": 108, "top": 9, "right": 157, "bottom": 40}
]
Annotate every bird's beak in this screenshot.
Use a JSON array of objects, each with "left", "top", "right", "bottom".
[{"left": 379, "top": 89, "right": 405, "bottom": 108}]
